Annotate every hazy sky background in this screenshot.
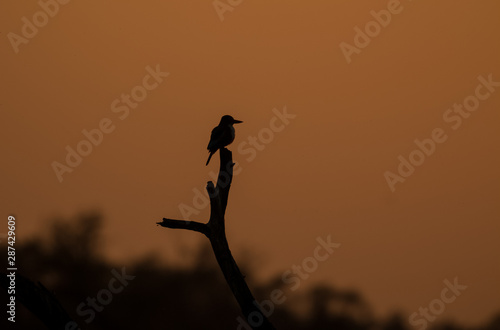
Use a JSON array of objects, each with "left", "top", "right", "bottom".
[{"left": 1, "top": 0, "right": 499, "bottom": 326}]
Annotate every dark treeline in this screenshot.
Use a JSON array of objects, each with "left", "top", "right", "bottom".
[{"left": 1, "top": 213, "right": 499, "bottom": 330}]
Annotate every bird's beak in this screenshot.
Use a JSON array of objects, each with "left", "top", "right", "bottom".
[{"left": 233, "top": 119, "right": 243, "bottom": 124}]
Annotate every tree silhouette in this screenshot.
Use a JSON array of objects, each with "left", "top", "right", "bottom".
[
  {"left": 158, "top": 147, "right": 275, "bottom": 329},
  {"left": 1, "top": 213, "right": 499, "bottom": 329}
]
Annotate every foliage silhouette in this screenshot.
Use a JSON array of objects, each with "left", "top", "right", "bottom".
[{"left": 1, "top": 213, "right": 498, "bottom": 330}]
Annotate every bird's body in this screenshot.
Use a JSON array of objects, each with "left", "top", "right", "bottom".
[{"left": 206, "top": 115, "right": 242, "bottom": 165}]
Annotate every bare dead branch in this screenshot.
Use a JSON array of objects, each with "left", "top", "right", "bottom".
[
  {"left": 157, "top": 147, "right": 276, "bottom": 329},
  {"left": 157, "top": 218, "right": 209, "bottom": 237}
]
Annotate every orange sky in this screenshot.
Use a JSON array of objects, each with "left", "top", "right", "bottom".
[{"left": 1, "top": 0, "right": 499, "bottom": 326}]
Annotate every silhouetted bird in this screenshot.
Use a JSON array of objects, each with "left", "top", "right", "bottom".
[{"left": 206, "top": 115, "right": 243, "bottom": 165}]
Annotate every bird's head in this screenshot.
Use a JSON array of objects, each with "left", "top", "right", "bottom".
[{"left": 220, "top": 115, "right": 243, "bottom": 126}]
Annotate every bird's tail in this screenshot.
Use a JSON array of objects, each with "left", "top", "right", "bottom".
[{"left": 206, "top": 152, "right": 214, "bottom": 166}]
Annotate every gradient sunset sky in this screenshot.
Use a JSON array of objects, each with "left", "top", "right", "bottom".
[{"left": 1, "top": 0, "right": 499, "bottom": 326}]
